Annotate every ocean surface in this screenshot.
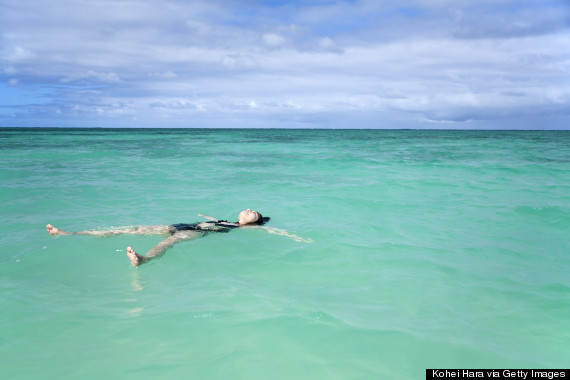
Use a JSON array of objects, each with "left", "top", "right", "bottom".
[{"left": 1, "top": 128, "right": 569, "bottom": 379}]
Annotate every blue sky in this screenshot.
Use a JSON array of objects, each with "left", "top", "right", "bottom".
[{"left": 1, "top": 0, "right": 569, "bottom": 129}]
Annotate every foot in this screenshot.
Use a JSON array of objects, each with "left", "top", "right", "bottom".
[
  {"left": 46, "top": 224, "right": 71, "bottom": 235},
  {"left": 127, "top": 246, "right": 145, "bottom": 267}
]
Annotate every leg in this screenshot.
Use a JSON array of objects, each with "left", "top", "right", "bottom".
[
  {"left": 126, "top": 230, "right": 204, "bottom": 266},
  {"left": 46, "top": 224, "right": 72, "bottom": 235},
  {"left": 46, "top": 224, "right": 171, "bottom": 237}
]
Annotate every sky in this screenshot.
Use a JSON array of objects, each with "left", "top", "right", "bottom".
[{"left": 1, "top": 0, "right": 569, "bottom": 129}]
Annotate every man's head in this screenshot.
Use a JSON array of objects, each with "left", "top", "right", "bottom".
[{"left": 238, "top": 209, "right": 263, "bottom": 225}]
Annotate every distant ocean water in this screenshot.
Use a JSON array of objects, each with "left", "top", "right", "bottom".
[{"left": 0, "top": 128, "right": 569, "bottom": 379}]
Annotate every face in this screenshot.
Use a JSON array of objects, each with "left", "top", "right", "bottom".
[{"left": 238, "top": 209, "right": 261, "bottom": 225}]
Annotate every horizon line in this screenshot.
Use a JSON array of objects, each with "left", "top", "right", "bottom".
[{"left": 1, "top": 126, "right": 569, "bottom": 132}]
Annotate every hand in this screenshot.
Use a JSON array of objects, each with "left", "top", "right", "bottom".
[{"left": 198, "top": 214, "right": 218, "bottom": 221}]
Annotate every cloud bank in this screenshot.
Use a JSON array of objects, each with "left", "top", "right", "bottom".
[{"left": 1, "top": 0, "right": 569, "bottom": 128}]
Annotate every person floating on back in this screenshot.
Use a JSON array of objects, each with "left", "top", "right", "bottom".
[{"left": 46, "top": 209, "right": 311, "bottom": 266}]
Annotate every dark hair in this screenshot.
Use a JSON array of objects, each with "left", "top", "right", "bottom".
[{"left": 257, "top": 215, "right": 270, "bottom": 225}]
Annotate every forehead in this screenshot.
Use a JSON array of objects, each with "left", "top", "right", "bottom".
[{"left": 240, "top": 210, "right": 259, "bottom": 219}]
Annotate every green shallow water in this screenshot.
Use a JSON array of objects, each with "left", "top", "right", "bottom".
[{"left": 1, "top": 128, "right": 569, "bottom": 379}]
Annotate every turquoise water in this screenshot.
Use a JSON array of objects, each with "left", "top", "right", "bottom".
[{"left": 1, "top": 128, "right": 569, "bottom": 379}]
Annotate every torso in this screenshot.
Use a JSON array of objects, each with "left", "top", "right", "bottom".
[{"left": 169, "top": 221, "right": 239, "bottom": 235}]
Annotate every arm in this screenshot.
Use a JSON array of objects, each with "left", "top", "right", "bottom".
[
  {"left": 197, "top": 214, "right": 218, "bottom": 222},
  {"left": 256, "top": 226, "right": 313, "bottom": 243}
]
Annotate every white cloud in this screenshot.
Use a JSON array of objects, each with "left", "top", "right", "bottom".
[
  {"left": 185, "top": 19, "right": 212, "bottom": 35},
  {"left": 8, "top": 46, "right": 36, "bottom": 61},
  {"left": 3, "top": 66, "right": 18, "bottom": 75},
  {"left": 319, "top": 37, "right": 335, "bottom": 49},
  {"left": 148, "top": 71, "right": 178, "bottom": 79},
  {"left": 262, "top": 33, "right": 286, "bottom": 47},
  {"left": 220, "top": 54, "right": 258, "bottom": 70},
  {"left": 61, "top": 71, "right": 121, "bottom": 83},
  {"left": 0, "top": 0, "right": 569, "bottom": 128}
]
